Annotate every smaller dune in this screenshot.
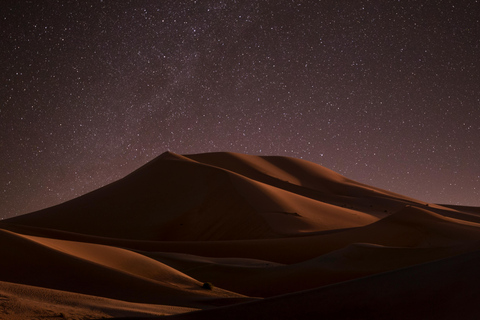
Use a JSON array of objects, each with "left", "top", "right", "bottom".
[{"left": 0, "top": 229, "right": 245, "bottom": 307}]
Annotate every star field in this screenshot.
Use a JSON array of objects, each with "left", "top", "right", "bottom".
[{"left": 1, "top": 0, "right": 479, "bottom": 218}]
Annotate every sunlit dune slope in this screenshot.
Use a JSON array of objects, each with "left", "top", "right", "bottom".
[
  {"left": 0, "top": 229, "right": 244, "bottom": 306},
  {"left": 186, "top": 152, "right": 431, "bottom": 213}
]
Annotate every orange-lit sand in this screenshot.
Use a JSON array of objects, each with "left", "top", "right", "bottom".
[{"left": 1, "top": 151, "right": 479, "bottom": 319}]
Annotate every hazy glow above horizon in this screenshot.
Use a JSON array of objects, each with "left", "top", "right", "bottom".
[{"left": 1, "top": 0, "right": 479, "bottom": 218}]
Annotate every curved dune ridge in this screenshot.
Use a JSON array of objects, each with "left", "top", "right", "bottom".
[
  {"left": 1, "top": 151, "right": 480, "bottom": 319},
  {"left": 0, "top": 229, "right": 245, "bottom": 305}
]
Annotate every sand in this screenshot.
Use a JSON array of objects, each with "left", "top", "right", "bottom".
[{"left": 1, "top": 151, "right": 479, "bottom": 319}]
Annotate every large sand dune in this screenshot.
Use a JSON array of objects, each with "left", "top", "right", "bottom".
[{"left": 1, "top": 151, "right": 479, "bottom": 319}]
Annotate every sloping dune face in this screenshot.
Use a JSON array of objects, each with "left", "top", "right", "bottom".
[
  {"left": 6, "top": 152, "right": 275, "bottom": 240},
  {"left": 2, "top": 151, "right": 480, "bottom": 319},
  {"left": 6, "top": 151, "right": 388, "bottom": 240},
  {"left": 186, "top": 152, "right": 428, "bottom": 214}
]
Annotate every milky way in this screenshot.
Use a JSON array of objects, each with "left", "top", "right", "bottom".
[{"left": 1, "top": 0, "right": 479, "bottom": 218}]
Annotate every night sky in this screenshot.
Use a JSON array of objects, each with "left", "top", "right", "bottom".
[{"left": 1, "top": 0, "right": 479, "bottom": 219}]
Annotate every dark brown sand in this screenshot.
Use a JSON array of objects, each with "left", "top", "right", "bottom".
[{"left": 1, "top": 152, "right": 479, "bottom": 319}]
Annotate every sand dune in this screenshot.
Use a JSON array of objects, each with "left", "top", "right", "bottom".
[
  {"left": 186, "top": 152, "right": 433, "bottom": 214},
  {"left": 0, "top": 229, "right": 245, "bottom": 306},
  {"left": 6, "top": 151, "right": 429, "bottom": 241},
  {"left": 6, "top": 156, "right": 275, "bottom": 240},
  {"left": 1, "top": 152, "right": 479, "bottom": 319}
]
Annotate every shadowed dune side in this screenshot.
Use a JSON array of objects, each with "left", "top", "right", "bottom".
[
  {"left": 144, "top": 241, "right": 477, "bottom": 297},
  {"left": 162, "top": 247, "right": 480, "bottom": 320},
  {"left": 432, "top": 204, "right": 480, "bottom": 223},
  {"left": 441, "top": 204, "right": 480, "bottom": 215}
]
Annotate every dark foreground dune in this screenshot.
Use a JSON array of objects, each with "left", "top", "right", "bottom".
[{"left": 1, "top": 151, "right": 479, "bottom": 319}]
